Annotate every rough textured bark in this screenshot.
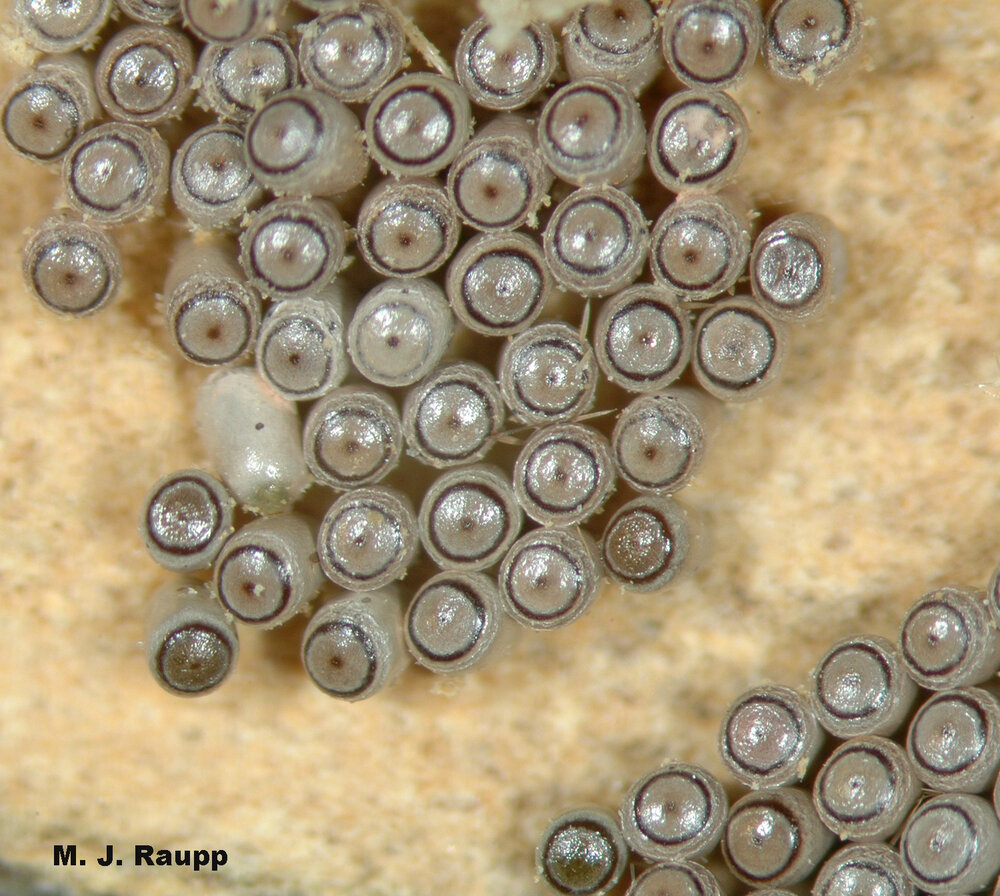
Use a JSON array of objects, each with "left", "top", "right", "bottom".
[{"left": 3, "top": 2, "right": 1000, "bottom": 894}]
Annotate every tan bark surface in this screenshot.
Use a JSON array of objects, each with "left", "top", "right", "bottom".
[{"left": 3, "top": 2, "right": 999, "bottom": 894}]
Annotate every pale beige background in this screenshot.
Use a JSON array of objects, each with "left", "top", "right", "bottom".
[{"left": 3, "top": 1, "right": 999, "bottom": 894}]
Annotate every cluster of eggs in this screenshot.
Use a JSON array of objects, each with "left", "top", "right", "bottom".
[
  {"left": 538, "top": 580, "right": 1000, "bottom": 896},
  {"left": 4, "top": 0, "right": 859, "bottom": 699}
]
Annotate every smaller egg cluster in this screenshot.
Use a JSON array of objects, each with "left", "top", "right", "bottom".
[
  {"left": 4, "top": 0, "right": 861, "bottom": 699},
  {"left": 537, "top": 581, "right": 1000, "bottom": 896}
]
